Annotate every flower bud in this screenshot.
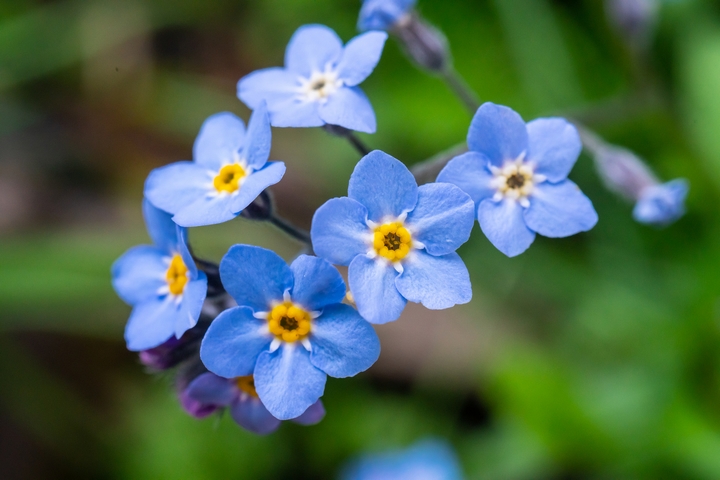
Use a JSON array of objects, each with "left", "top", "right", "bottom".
[
  {"left": 633, "top": 179, "right": 689, "bottom": 226},
  {"left": 393, "top": 13, "right": 450, "bottom": 73},
  {"left": 358, "top": 0, "right": 417, "bottom": 32},
  {"left": 606, "top": 0, "right": 659, "bottom": 48}
]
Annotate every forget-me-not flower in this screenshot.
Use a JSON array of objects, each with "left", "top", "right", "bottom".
[
  {"left": 237, "top": 25, "right": 387, "bottom": 133},
  {"left": 311, "top": 151, "right": 475, "bottom": 325},
  {"left": 358, "top": 0, "right": 416, "bottom": 32},
  {"left": 437, "top": 103, "right": 598, "bottom": 257},
  {"left": 200, "top": 246, "right": 380, "bottom": 420},
  {"left": 633, "top": 178, "right": 689, "bottom": 226},
  {"left": 144, "top": 103, "right": 285, "bottom": 227},
  {"left": 182, "top": 372, "right": 325, "bottom": 435},
  {"left": 341, "top": 439, "right": 464, "bottom": 480},
  {"left": 112, "top": 200, "right": 207, "bottom": 351}
]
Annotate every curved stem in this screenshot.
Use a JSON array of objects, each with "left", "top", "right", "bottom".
[
  {"left": 441, "top": 67, "right": 480, "bottom": 114},
  {"left": 410, "top": 142, "right": 467, "bottom": 185},
  {"left": 323, "top": 124, "right": 372, "bottom": 157},
  {"left": 268, "top": 212, "right": 312, "bottom": 246}
]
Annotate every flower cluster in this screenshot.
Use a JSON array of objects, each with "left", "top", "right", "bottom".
[{"left": 110, "top": 1, "right": 687, "bottom": 438}]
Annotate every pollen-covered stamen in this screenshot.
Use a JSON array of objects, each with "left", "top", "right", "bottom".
[
  {"left": 299, "top": 68, "right": 342, "bottom": 102},
  {"left": 490, "top": 157, "right": 545, "bottom": 207},
  {"left": 165, "top": 254, "right": 189, "bottom": 296},
  {"left": 235, "top": 375, "right": 259, "bottom": 398},
  {"left": 373, "top": 222, "right": 412, "bottom": 261},
  {"left": 213, "top": 163, "right": 247, "bottom": 193},
  {"left": 267, "top": 302, "right": 312, "bottom": 343}
]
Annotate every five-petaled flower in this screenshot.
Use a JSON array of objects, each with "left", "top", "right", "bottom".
[
  {"left": 633, "top": 178, "right": 689, "bottom": 226},
  {"left": 358, "top": 0, "right": 416, "bottom": 32},
  {"left": 438, "top": 102, "right": 598, "bottom": 257},
  {"left": 112, "top": 200, "right": 207, "bottom": 351},
  {"left": 200, "top": 246, "right": 380, "bottom": 420},
  {"left": 311, "top": 150, "right": 475, "bottom": 325},
  {"left": 182, "top": 372, "right": 325, "bottom": 435},
  {"left": 144, "top": 102, "right": 285, "bottom": 227},
  {"left": 237, "top": 24, "right": 387, "bottom": 133}
]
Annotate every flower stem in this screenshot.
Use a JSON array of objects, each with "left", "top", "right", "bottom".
[
  {"left": 440, "top": 67, "right": 480, "bottom": 114},
  {"left": 268, "top": 212, "right": 312, "bottom": 246},
  {"left": 410, "top": 142, "right": 468, "bottom": 185},
  {"left": 323, "top": 124, "right": 371, "bottom": 157}
]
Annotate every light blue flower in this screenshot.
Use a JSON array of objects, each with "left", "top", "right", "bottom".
[
  {"left": 437, "top": 102, "right": 598, "bottom": 257},
  {"left": 237, "top": 24, "right": 388, "bottom": 133},
  {"left": 633, "top": 178, "right": 688, "bottom": 226},
  {"left": 112, "top": 200, "right": 207, "bottom": 351},
  {"left": 144, "top": 103, "right": 285, "bottom": 227},
  {"left": 311, "top": 150, "right": 475, "bottom": 325},
  {"left": 182, "top": 372, "right": 325, "bottom": 435},
  {"left": 358, "top": 0, "right": 416, "bottom": 32},
  {"left": 341, "top": 439, "right": 464, "bottom": 480},
  {"left": 199, "top": 246, "right": 380, "bottom": 420}
]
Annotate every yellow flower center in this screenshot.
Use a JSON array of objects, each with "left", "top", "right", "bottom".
[
  {"left": 267, "top": 302, "right": 312, "bottom": 343},
  {"left": 165, "top": 254, "right": 189, "bottom": 296},
  {"left": 373, "top": 222, "right": 412, "bottom": 261},
  {"left": 235, "top": 375, "right": 259, "bottom": 398},
  {"left": 213, "top": 163, "right": 247, "bottom": 193}
]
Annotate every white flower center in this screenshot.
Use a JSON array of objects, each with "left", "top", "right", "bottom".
[
  {"left": 298, "top": 67, "right": 342, "bottom": 102},
  {"left": 490, "top": 154, "right": 546, "bottom": 208}
]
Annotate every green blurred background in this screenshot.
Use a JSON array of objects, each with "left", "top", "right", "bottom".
[{"left": 1, "top": 0, "right": 719, "bottom": 478}]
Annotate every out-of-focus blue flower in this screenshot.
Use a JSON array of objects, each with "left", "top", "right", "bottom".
[
  {"left": 311, "top": 150, "right": 474, "bottom": 324},
  {"left": 438, "top": 103, "right": 598, "bottom": 258},
  {"left": 341, "top": 439, "right": 464, "bottom": 480},
  {"left": 237, "top": 25, "right": 387, "bottom": 133},
  {"left": 633, "top": 179, "right": 689, "bottom": 226},
  {"left": 112, "top": 201, "right": 207, "bottom": 351},
  {"left": 200, "top": 246, "right": 380, "bottom": 420},
  {"left": 182, "top": 372, "right": 325, "bottom": 434},
  {"left": 144, "top": 103, "right": 285, "bottom": 227},
  {"left": 358, "top": 0, "right": 416, "bottom": 32}
]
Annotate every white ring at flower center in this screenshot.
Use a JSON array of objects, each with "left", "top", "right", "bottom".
[
  {"left": 489, "top": 155, "right": 546, "bottom": 208},
  {"left": 298, "top": 67, "right": 343, "bottom": 102}
]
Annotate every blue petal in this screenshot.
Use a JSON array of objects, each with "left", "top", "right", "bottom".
[
  {"left": 237, "top": 67, "right": 301, "bottom": 111},
  {"left": 292, "top": 400, "right": 325, "bottom": 426},
  {"left": 358, "top": 0, "right": 416, "bottom": 31},
  {"left": 242, "top": 102, "right": 272, "bottom": 169},
  {"left": 185, "top": 372, "right": 235, "bottom": 406},
  {"left": 193, "top": 112, "right": 246, "bottom": 170},
  {"left": 318, "top": 86, "right": 376, "bottom": 133},
  {"left": 633, "top": 179, "right": 689, "bottom": 226},
  {"left": 311, "top": 197, "right": 370, "bottom": 266},
  {"left": 176, "top": 226, "right": 199, "bottom": 279},
  {"left": 142, "top": 199, "right": 180, "bottom": 253},
  {"left": 524, "top": 180, "right": 598, "bottom": 237},
  {"left": 230, "top": 162, "right": 286, "bottom": 214},
  {"left": 467, "top": 103, "right": 528, "bottom": 166},
  {"left": 171, "top": 192, "right": 239, "bottom": 228},
  {"left": 219, "top": 245, "right": 293, "bottom": 312},
  {"left": 336, "top": 31, "right": 388, "bottom": 86},
  {"left": 269, "top": 97, "right": 325, "bottom": 128},
  {"left": 111, "top": 246, "right": 167, "bottom": 305},
  {"left": 200, "top": 306, "right": 273, "bottom": 378},
  {"left": 124, "top": 297, "right": 181, "bottom": 351},
  {"left": 526, "top": 118, "right": 581, "bottom": 183},
  {"left": 309, "top": 303, "right": 380, "bottom": 377},
  {"left": 289, "top": 255, "right": 346, "bottom": 311},
  {"left": 254, "top": 344, "right": 327, "bottom": 420},
  {"left": 144, "top": 162, "right": 212, "bottom": 218},
  {"left": 230, "top": 398, "right": 282, "bottom": 435},
  {"left": 395, "top": 251, "right": 471, "bottom": 310},
  {"left": 405, "top": 183, "right": 475, "bottom": 256},
  {"left": 436, "top": 151, "right": 496, "bottom": 205},
  {"left": 348, "top": 151, "right": 418, "bottom": 223},
  {"left": 176, "top": 274, "right": 207, "bottom": 338},
  {"left": 348, "top": 255, "right": 407, "bottom": 324},
  {"left": 477, "top": 198, "right": 536, "bottom": 257},
  {"left": 285, "top": 24, "right": 343, "bottom": 77}
]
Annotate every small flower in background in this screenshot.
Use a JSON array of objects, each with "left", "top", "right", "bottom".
[
  {"left": 182, "top": 372, "right": 325, "bottom": 435},
  {"left": 633, "top": 179, "right": 689, "bottom": 226},
  {"left": 112, "top": 201, "right": 207, "bottom": 351},
  {"left": 200, "top": 246, "right": 380, "bottom": 420},
  {"left": 311, "top": 150, "right": 475, "bottom": 324},
  {"left": 341, "top": 439, "right": 464, "bottom": 480},
  {"left": 606, "top": 0, "right": 659, "bottom": 49},
  {"left": 237, "top": 24, "right": 387, "bottom": 133},
  {"left": 144, "top": 102, "right": 286, "bottom": 227},
  {"left": 438, "top": 103, "right": 598, "bottom": 257},
  {"left": 358, "top": 0, "right": 416, "bottom": 32}
]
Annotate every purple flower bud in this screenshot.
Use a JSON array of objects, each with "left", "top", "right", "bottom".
[
  {"left": 138, "top": 337, "right": 183, "bottom": 370},
  {"left": 594, "top": 145, "right": 658, "bottom": 201},
  {"left": 393, "top": 13, "right": 450, "bottom": 72},
  {"left": 606, "top": 0, "right": 659, "bottom": 48},
  {"left": 179, "top": 386, "right": 221, "bottom": 419}
]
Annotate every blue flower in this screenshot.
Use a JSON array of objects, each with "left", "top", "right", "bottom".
[
  {"left": 144, "top": 103, "right": 285, "bottom": 227},
  {"left": 437, "top": 102, "right": 598, "bottom": 257},
  {"left": 311, "top": 150, "right": 475, "bottom": 325},
  {"left": 182, "top": 372, "right": 325, "bottom": 435},
  {"left": 341, "top": 439, "right": 464, "bottom": 480},
  {"left": 358, "top": 0, "right": 416, "bottom": 32},
  {"left": 112, "top": 200, "right": 207, "bottom": 351},
  {"left": 633, "top": 178, "right": 689, "bottom": 226},
  {"left": 199, "top": 246, "right": 380, "bottom": 420},
  {"left": 237, "top": 25, "right": 388, "bottom": 133}
]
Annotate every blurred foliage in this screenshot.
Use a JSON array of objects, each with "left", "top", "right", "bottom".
[{"left": 2, "top": 0, "right": 720, "bottom": 479}]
